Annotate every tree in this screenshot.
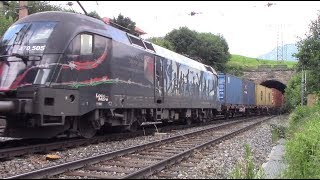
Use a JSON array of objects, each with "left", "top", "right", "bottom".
[
  {"left": 195, "top": 32, "right": 230, "bottom": 71},
  {"left": 1, "top": 1, "right": 68, "bottom": 37},
  {"left": 147, "top": 37, "right": 175, "bottom": 51},
  {"left": 88, "top": 10, "right": 101, "bottom": 20},
  {"left": 294, "top": 11, "right": 320, "bottom": 94},
  {"left": 284, "top": 72, "right": 303, "bottom": 110},
  {"left": 164, "top": 27, "right": 198, "bottom": 55},
  {"left": 3, "top": 1, "right": 63, "bottom": 21},
  {"left": 0, "top": 14, "right": 14, "bottom": 38},
  {"left": 0, "top": 1, "right": 102, "bottom": 37},
  {"left": 112, "top": 14, "right": 138, "bottom": 36},
  {"left": 2, "top": 1, "right": 19, "bottom": 20},
  {"left": 164, "top": 27, "right": 231, "bottom": 71}
]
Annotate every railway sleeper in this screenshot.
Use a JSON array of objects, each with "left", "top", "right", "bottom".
[
  {"left": 65, "top": 171, "right": 119, "bottom": 179},
  {"left": 84, "top": 165, "right": 134, "bottom": 174},
  {"left": 101, "top": 161, "right": 147, "bottom": 168}
]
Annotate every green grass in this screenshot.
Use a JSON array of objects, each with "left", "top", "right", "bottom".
[
  {"left": 228, "top": 144, "right": 265, "bottom": 179},
  {"left": 228, "top": 54, "right": 297, "bottom": 70},
  {"left": 270, "top": 124, "right": 286, "bottom": 144},
  {"left": 283, "top": 104, "right": 320, "bottom": 178}
]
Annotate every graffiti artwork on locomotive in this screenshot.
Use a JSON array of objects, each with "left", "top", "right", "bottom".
[{"left": 0, "top": 11, "right": 223, "bottom": 139}]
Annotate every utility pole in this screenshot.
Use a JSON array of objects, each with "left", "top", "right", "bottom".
[
  {"left": 301, "top": 69, "right": 304, "bottom": 105},
  {"left": 276, "top": 24, "right": 284, "bottom": 61},
  {"left": 19, "top": 1, "right": 28, "bottom": 19},
  {"left": 301, "top": 68, "right": 307, "bottom": 105},
  {"left": 304, "top": 70, "right": 307, "bottom": 104}
]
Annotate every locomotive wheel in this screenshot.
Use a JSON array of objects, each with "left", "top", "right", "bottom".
[
  {"left": 199, "top": 116, "right": 206, "bottom": 123},
  {"left": 201, "top": 119, "right": 206, "bottom": 123},
  {"left": 78, "top": 118, "right": 97, "bottom": 138},
  {"left": 224, "top": 112, "right": 229, "bottom": 119},
  {"left": 185, "top": 118, "right": 192, "bottom": 125},
  {"left": 127, "top": 121, "right": 139, "bottom": 132}
]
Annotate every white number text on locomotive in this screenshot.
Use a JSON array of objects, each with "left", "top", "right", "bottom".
[{"left": 19, "top": 45, "right": 46, "bottom": 51}]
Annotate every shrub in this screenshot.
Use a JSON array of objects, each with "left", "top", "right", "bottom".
[{"left": 283, "top": 105, "right": 320, "bottom": 178}]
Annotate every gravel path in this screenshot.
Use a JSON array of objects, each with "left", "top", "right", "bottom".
[{"left": 0, "top": 115, "right": 289, "bottom": 179}]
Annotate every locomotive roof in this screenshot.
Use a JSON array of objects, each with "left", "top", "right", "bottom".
[
  {"left": 15, "top": 11, "right": 217, "bottom": 75},
  {"left": 152, "top": 44, "right": 217, "bottom": 75}
]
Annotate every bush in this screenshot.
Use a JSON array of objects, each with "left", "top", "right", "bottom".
[
  {"left": 284, "top": 73, "right": 302, "bottom": 111},
  {"left": 283, "top": 105, "right": 320, "bottom": 178},
  {"left": 0, "top": 14, "right": 14, "bottom": 37},
  {"left": 287, "top": 105, "right": 319, "bottom": 137}
]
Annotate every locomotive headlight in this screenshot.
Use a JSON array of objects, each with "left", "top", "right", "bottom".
[
  {"left": 65, "top": 95, "right": 75, "bottom": 103},
  {"left": 69, "top": 95, "right": 75, "bottom": 102}
]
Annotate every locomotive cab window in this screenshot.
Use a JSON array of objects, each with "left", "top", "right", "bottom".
[
  {"left": 66, "top": 33, "right": 108, "bottom": 61},
  {"left": 144, "top": 41, "right": 155, "bottom": 52},
  {"left": 62, "top": 33, "right": 109, "bottom": 82},
  {"left": 127, "top": 34, "right": 145, "bottom": 49},
  {"left": 93, "top": 34, "right": 107, "bottom": 58},
  {"left": 80, "top": 34, "right": 93, "bottom": 55},
  {"left": 66, "top": 35, "right": 80, "bottom": 56}
]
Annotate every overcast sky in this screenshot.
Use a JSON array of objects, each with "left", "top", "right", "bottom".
[{"left": 52, "top": 1, "right": 320, "bottom": 58}]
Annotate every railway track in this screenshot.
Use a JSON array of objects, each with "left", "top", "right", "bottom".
[
  {"left": 0, "top": 128, "right": 154, "bottom": 160},
  {"left": 4, "top": 115, "right": 274, "bottom": 179},
  {"left": 0, "top": 115, "right": 243, "bottom": 160}
]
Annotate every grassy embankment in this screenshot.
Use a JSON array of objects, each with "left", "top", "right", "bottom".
[
  {"left": 281, "top": 103, "right": 320, "bottom": 178},
  {"left": 226, "top": 55, "right": 297, "bottom": 76}
]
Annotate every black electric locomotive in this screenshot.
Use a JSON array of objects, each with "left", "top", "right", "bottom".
[{"left": 0, "top": 11, "right": 221, "bottom": 138}]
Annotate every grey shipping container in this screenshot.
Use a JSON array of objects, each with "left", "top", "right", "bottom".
[
  {"left": 242, "top": 79, "right": 256, "bottom": 105},
  {"left": 218, "top": 73, "right": 243, "bottom": 105}
]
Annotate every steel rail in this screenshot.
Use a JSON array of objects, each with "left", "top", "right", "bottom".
[{"left": 5, "top": 116, "right": 274, "bottom": 179}]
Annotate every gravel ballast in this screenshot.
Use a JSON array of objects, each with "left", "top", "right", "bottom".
[
  {"left": 151, "top": 114, "right": 289, "bottom": 179},
  {"left": 0, "top": 115, "right": 289, "bottom": 179}
]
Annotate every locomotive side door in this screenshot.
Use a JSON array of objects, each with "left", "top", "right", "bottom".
[{"left": 155, "top": 56, "right": 164, "bottom": 103}]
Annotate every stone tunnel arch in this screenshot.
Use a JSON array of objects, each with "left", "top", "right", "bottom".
[
  {"left": 260, "top": 80, "right": 286, "bottom": 94},
  {"left": 243, "top": 69, "right": 295, "bottom": 94}
]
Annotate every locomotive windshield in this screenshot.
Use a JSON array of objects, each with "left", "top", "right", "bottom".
[
  {"left": 0, "top": 21, "right": 56, "bottom": 55},
  {"left": 0, "top": 21, "right": 57, "bottom": 91}
]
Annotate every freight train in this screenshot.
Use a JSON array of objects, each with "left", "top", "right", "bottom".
[
  {"left": 218, "top": 73, "right": 284, "bottom": 118},
  {"left": 0, "top": 11, "right": 284, "bottom": 139}
]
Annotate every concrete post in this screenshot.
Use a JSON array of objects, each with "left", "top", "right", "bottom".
[
  {"left": 19, "top": 1, "right": 28, "bottom": 19},
  {"left": 301, "top": 69, "right": 304, "bottom": 105}
]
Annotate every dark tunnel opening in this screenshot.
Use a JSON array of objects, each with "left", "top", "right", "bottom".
[{"left": 260, "top": 80, "right": 286, "bottom": 94}]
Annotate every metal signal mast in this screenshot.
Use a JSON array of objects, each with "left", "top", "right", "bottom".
[
  {"left": 265, "top": 2, "right": 288, "bottom": 62},
  {"left": 276, "top": 24, "right": 284, "bottom": 61}
]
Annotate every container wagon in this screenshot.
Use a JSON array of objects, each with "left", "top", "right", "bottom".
[
  {"left": 255, "top": 84, "right": 268, "bottom": 114},
  {"left": 271, "top": 88, "right": 284, "bottom": 114},
  {"left": 242, "top": 79, "right": 256, "bottom": 115},
  {"left": 265, "top": 87, "right": 273, "bottom": 107},
  {"left": 218, "top": 73, "right": 243, "bottom": 118}
]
